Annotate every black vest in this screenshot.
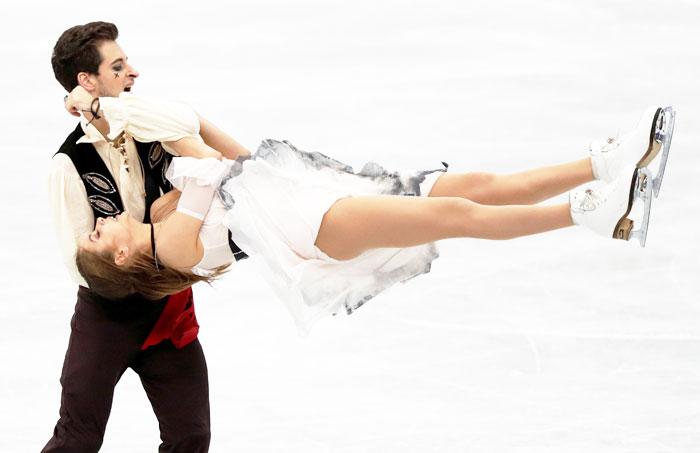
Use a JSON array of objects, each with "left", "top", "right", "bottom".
[{"left": 56, "top": 124, "right": 172, "bottom": 225}]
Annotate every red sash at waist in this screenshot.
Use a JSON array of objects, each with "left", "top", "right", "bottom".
[{"left": 141, "top": 287, "right": 199, "bottom": 350}]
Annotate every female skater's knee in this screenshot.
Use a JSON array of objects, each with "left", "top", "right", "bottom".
[
  {"left": 315, "top": 198, "right": 365, "bottom": 261},
  {"left": 435, "top": 197, "right": 478, "bottom": 237}
]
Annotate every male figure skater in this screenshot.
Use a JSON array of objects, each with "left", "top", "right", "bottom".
[{"left": 44, "top": 21, "right": 249, "bottom": 452}]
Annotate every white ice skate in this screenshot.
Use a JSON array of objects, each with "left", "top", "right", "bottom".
[
  {"left": 570, "top": 165, "right": 655, "bottom": 247},
  {"left": 590, "top": 106, "right": 676, "bottom": 197}
]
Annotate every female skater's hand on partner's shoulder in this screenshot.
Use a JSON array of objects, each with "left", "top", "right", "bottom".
[{"left": 64, "top": 86, "right": 93, "bottom": 117}]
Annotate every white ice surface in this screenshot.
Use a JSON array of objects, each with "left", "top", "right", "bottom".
[{"left": 1, "top": 0, "right": 699, "bottom": 451}]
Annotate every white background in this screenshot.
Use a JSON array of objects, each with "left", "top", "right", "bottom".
[{"left": 1, "top": 0, "right": 699, "bottom": 451}]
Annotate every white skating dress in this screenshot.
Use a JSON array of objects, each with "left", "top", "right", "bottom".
[{"left": 100, "top": 93, "right": 448, "bottom": 335}]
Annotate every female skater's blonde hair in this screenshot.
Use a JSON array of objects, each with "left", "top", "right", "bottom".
[{"left": 75, "top": 248, "right": 228, "bottom": 300}]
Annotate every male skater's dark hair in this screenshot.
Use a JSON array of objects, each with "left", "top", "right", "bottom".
[{"left": 51, "top": 21, "right": 119, "bottom": 92}]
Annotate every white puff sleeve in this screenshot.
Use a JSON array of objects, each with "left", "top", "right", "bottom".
[{"left": 99, "top": 92, "right": 201, "bottom": 145}]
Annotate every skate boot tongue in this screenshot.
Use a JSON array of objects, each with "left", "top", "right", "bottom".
[
  {"left": 589, "top": 135, "right": 620, "bottom": 181},
  {"left": 589, "top": 135, "right": 620, "bottom": 154},
  {"left": 569, "top": 167, "right": 634, "bottom": 239},
  {"left": 570, "top": 188, "right": 606, "bottom": 216}
]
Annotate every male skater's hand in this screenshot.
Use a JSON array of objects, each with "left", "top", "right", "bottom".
[{"left": 64, "top": 86, "right": 94, "bottom": 117}]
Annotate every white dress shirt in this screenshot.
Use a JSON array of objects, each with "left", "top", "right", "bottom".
[{"left": 48, "top": 93, "right": 200, "bottom": 285}]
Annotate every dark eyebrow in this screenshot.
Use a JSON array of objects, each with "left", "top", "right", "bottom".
[{"left": 110, "top": 57, "right": 125, "bottom": 66}]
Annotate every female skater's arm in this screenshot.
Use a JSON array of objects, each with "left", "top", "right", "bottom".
[
  {"left": 197, "top": 115, "right": 251, "bottom": 160},
  {"left": 152, "top": 157, "right": 232, "bottom": 269},
  {"left": 154, "top": 159, "right": 225, "bottom": 269},
  {"left": 166, "top": 115, "right": 253, "bottom": 160},
  {"left": 165, "top": 137, "right": 222, "bottom": 160}
]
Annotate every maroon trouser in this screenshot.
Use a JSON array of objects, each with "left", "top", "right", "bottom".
[{"left": 42, "top": 287, "right": 210, "bottom": 453}]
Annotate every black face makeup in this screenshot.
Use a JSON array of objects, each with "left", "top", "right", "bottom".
[{"left": 111, "top": 59, "right": 125, "bottom": 79}]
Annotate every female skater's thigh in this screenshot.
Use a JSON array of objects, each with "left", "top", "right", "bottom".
[{"left": 315, "top": 195, "right": 470, "bottom": 260}]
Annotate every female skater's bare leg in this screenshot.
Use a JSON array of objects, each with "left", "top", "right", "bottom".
[
  {"left": 315, "top": 195, "right": 573, "bottom": 260},
  {"left": 428, "top": 158, "right": 594, "bottom": 205}
]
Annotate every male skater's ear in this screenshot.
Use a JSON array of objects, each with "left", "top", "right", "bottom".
[{"left": 76, "top": 72, "right": 98, "bottom": 94}]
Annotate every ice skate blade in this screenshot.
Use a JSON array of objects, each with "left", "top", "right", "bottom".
[
  {"left": 636, "top": 107, "right": 663, "bottom": 169},
  {"left": 612, "top": 168, "right": 653, "bottom": 247},
  {"left": 637, "top": 108, "right": 664, "bottom": 168},
  {"left": 650, "top": 106, "right": 676, "bottom": 197}
]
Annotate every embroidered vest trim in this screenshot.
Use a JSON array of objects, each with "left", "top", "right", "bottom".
[{"left": 55, "top": 124, "right": 173, "bottom": 226}]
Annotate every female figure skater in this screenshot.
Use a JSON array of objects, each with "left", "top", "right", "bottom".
[{"left": 67, "top": 87, "right": 674, "bottom": 333}]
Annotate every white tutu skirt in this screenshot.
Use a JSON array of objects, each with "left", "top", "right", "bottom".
[{"left": 219, "top": 139, "right": 448, "bottom": 335}]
